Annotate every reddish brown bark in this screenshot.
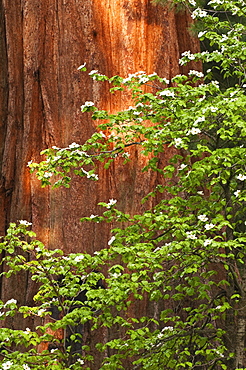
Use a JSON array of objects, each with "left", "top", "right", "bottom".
[{"left": 0, "top": 0, "right": 200, "bottom": 366}]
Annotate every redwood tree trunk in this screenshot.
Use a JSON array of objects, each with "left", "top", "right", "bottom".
[{"left": 0, "top": 0, "right": 200, "bottom": 366}]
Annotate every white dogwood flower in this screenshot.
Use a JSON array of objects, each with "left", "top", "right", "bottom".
[
  {"left": 74, "top": 255, "right": 85, "bottom": 262},
  {"left": 188, "top": 127, "right": 201, "bottom": 135},
  {"left": 174, "top": 138, "right": 183, "bottom": 147},
  {"left": 69, "top": 142, "right": 80, "bottom": 149},
  {"left": 81, "top": 101, "right": 94, "bottom": 111},
  {"left": 106, "top": 199, "right": 117, "bottom": 208},
  {"left": 5, "top": 299, "right": 17, "bottom": 306},
  {"left": 198, "top": 31, "right": 207, "bottom": 38},
  {"left": 159, "top": 90, "right": 175, "bottom": 98},
  {"left": 236, "top": 174, "right": 246, "bottom": 181},
  {"left": 37, "top": 309, "right": 46, "bottom": 317},
  {"left": 191, "top": 8, "right": 208, "bottom": 19},
  {"left": 77, "top": 62, "right": 86, "bottom": 70},
  {"left": 188, "top": 70, "right": 204, "bottom": 78},
  {"left": 204, "top": 223, "right": 215, "bottom": 230},
  {"left": 194, "top": 116, "right": 205, "bottom": 125},
  {"left": 2, "top": 361, "right": 13, "bottom": 370},
  {"left": 198, "top": 214, "right": 208, "bottom": 222},
  {"left": 197, "top": 191, "right": 204, "bottom": 195},
  {"left": 138, "top": 76, "right": 149, "bottom": 84},
  {"left": 178, "top": 164, "right": 187, "bottom": 170},
  {"left": 19, "top": 220, "right": 32, "bottom": 226},
  {"left": 210, "top": 106, "right": 218, "bottom": 112},
  {"left": 186, "top": 231, "right": 197, "bottom": 240},
  {"left": 88, "top": 69, "right": 98, "bottom": 75},
  {"left": 108, "top": 236, "right": 116, "bottom": 245},
  {"left": 234, "top": 190, "right": 241, "bottom": 197}
]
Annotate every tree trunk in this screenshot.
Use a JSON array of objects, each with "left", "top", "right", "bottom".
[{"left": 0, "top": 0, "right": 200, "bottom": 366}]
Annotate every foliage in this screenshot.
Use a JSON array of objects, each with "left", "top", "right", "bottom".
[{"left": 1, "top": 0, "right": 246, "bottom": 368}]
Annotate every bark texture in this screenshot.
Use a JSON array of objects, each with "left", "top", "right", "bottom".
[{"left": 0, "top": 0, "right": 200, "bottom": 366}]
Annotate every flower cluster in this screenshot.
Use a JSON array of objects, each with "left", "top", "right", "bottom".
[
  {"left": 69, "top": 142, "right": 80, "bottom": 149},
  {"left": 106, "top": 199, "right": 117, "bottom": 208},
  {"left": 19, "top": 220, "right": 32, "bottom": 227},
  {"left": 122, "top": 71, "right": 146, "bottom": 84},
  {"left": 81, "top": 169, "right": 99, "bottom": 180},
  {"left": 43, "top": 172, "right": 53, "bottom": 179},
  {"left": 81, "top": 101, "right": 95, "bottom": 111},
  {"left": 187, "top": 127, "right": 201, "bottom": 135},
  {"left": 157, "top": 326, "right": 174, "bottom": 339},
  {"left": 179, "top": 50, "right": 196, "bottom": 65},
  {"left": 121, "top": 71, "right": 167, "bottom": 85},
  {"left": 122, "top": 152, "right": 130, "bottom": 159},
  {"left": 186, "top": 231, "right": 197, "bottom": 240},
  {"left": 74, "top": 255, "right": 85, "bottom": 262},
  {"left": 194, "top": 116, "right": 205, "bottom": 125},
  {"left": 138, "top": 76, "right": 149, "bottom": 84},
  {"left": 159, "top": 90, "right": 175, "bottom": 98},
  {"left": 188, "top": 70, "right": 204, "bottom": 78},
  {"left": 198, "top": 214, "right": 208, "bottom": 222},
  {"left": 191, "top": 8, "right": 208, "bottom": 19}
]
